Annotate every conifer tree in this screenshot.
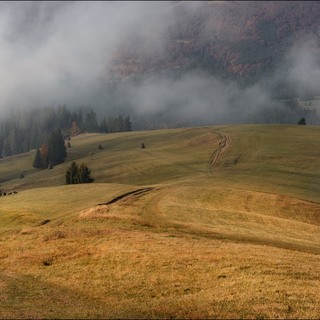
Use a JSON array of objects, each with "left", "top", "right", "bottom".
[
  {"left": 65, "top": 162, "right": 79, "bottom": 184},
  {"left": 65, "top": 162, "right": 94, "bottom": 184},
  {"left": 1, "top": 138, "right": 11, "bottom": 158},
  {"left": 84, "top": 110, "right": 99, "bottom": 132},
  {"left": 124, "top": 116, "right": 132, "bottom": 131},
  {"left": 33, "top": 148, "right": 42, "bottom": 168},
  {"left": 48, "top": 129, "right": 67, "bottom": 166},
  {"left": 78, "top": 163, "right": 95, "bottom": 183},
  {"left": 99, "top": 117, "right": 108, "bottom": 133},
  {"left": 298, "top": 117, "right": 306, "bottom": 125}
]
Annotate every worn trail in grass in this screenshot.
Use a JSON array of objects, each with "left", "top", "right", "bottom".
[{"left": 0, "top": 125, "right": 320, "bottom": 318}]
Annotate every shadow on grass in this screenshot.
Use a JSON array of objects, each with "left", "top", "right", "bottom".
[{"left": 0, "top": 272, "right": 113, "bottom": 319}]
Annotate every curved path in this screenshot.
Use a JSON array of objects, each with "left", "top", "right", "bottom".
[
  {"left": 208, "top": 132, "right": 232, "bottom": 167},
  {"left": 98, "top": 187, "right": 155, "bottom": 205}
]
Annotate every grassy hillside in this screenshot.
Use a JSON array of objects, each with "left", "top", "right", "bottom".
[{"left": 0, "top": 125, "right": 319, "bottom": 318}]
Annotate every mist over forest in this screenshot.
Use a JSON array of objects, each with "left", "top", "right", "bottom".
[{"left": 0, "top": 1, "right": 320, "bottom": 158}]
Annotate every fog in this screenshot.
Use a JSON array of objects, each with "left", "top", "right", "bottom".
[
  {"left": 285, "top": 36, "right": 320, "bottom": 98},
  {"left": 0, "top": 1, "right": 319, "bottom": 125},
  {"left": 107, "top": 72, "right": 278, "bottom": 126},
  {"left": 0, "top": 2, "right": 174, "bottom": 111}
]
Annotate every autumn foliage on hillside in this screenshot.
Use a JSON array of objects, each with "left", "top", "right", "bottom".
[{"left": 110, "top": 1, "right": 320, "bottom": 82}]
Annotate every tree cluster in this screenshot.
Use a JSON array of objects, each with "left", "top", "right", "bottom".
[
  {"left": 33, "top": 129, "right": 67, "bottom": 169},
  {"left": 298, "top": 117, "right": 306, "bottom": 125},
  {"left": 0, "top": 105, "right": 132, "bottom": 159},
  {"left": 65, "top": 162, "right": 94, "bottom": 184},
  {"left": 99, "top": 115, "right": 132, "bottom": 133}
]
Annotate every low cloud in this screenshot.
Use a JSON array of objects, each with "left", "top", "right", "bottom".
[
  {"left": 0, "top": 2, "right": 174, "bottom": 112},
  {"left": 110, "top": 72, "right": 277, "bottom": 125},
  {"left": 0, "top": 1, "right": 319, "bottom": 126},
  {"left": 285, "top": 35, "right": 320, "bottom": 98}
]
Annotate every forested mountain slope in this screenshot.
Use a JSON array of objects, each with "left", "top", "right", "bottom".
[{"left": 110, "top": 1, "right": 320, "bottom": 85}]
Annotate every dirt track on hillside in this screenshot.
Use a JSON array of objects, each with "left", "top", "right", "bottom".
[
  {"left": 98, "top": 187, "right": 156, "bottom": 206},
  {"left": 208, "top": 132, "right": 232, "bottom": 167}
]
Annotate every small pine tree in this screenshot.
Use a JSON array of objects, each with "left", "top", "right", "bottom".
[
  {"left": 65, "top": 162, "right": 79, "bottom": 184},
  {"left": 65, "top": 162, "right": 94, "bottom": 184},
  {"left": 298, "top": 117, "right": 306, "bottom": 125},
  {"left": 33, "top": 148, "right": 42, "bottom": 168},
  {"left": 48, "top": 129, "right": 67, "bottom": 166},
  {"left": 78, "top": 163, "right": 95, "bottom": 183}
]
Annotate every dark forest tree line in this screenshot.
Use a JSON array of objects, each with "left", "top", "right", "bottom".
[
  {"left": 33, "top": 129, "right": 67, "bottom": 169},
  {"left": 0, "top": 105, "right": 132, "bottom": 159},
  {"left": 1, "top": 99, "right": 319, "bottom": 160}
]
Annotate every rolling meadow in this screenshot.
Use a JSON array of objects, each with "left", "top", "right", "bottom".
[{"left": 0, "top": 124, "right": 320, "bottom": 318}]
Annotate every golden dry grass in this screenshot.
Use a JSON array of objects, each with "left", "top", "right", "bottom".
[
  {"left": 1, "top": 224, "right": 320, "bottom": 319},
  {"left": 0, "top": 124, "right": 319, "bottom": 318}
]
